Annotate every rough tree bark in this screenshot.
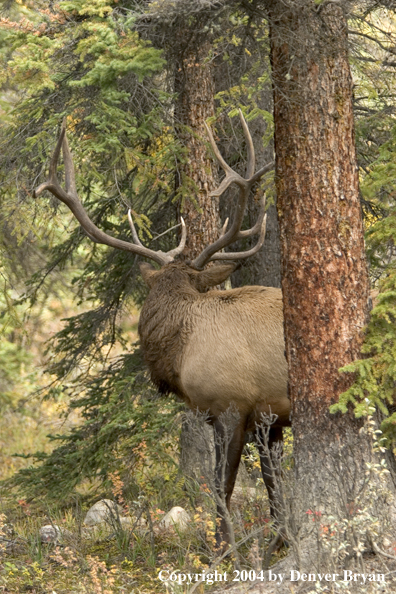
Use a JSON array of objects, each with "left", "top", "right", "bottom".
[
  {"left": 174, "top": 37, "right": 220, "bottom": 260},
  {"left": 269, "top": 0, "right": 368, "bottom": 474},
  {"left": 263, "top": 0, "right": 396, "bottom": 567}
]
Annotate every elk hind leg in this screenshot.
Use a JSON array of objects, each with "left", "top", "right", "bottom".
[
  {"left": 256, "top": 425, "right": 288, "bottom": 553},
  {"left": 256, "top": 425, "right": 283, "bottom": 519},
  {"left": 213, "top": 417, "right": 246, "bottom": 550}
]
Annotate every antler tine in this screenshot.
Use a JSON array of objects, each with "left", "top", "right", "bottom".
[
  {"left": 167, "top": 216, "right": 187, "bottom": 258},
  {"left": 128, "top": 209, "right": 144, "bottom": 247},
  {"left": 205, "top": 111, "right": 256, "bottom": 197},
  {"left": 204, "top": 122, "right": 234, "bottom": 176},
  {"left": 49, "top": 126, "right": 65, "bottom": 183},
  {"left": 238, "top": 193, "right": 266, "bottom": 239},
  {"left": 128, "top": 210, "right": 187, "bottom": 259},
  {"left": 34, "top": 127, "right": 65, "bottom": 199},
  {"left": 251, "top": 161, "right": 274, "bottom": 184},
  {"left": 34, "top": 122, "right": 188, "bottom": 267},
  {"left": 209, "top": 212, "right": 267, "bottom": 263},
  {"left": 220, "top": 217, "right": 229, "bottom": 238},
  {"left": 206, "top": 194, "right": 267, "bottom": 262},
  {"left": 61, "top": 120, "right": 78, "bottom": 198},
  {"left": 238, "top": 109, "right": 255, "bottom": 179}
]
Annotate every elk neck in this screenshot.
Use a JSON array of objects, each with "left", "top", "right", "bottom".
[{"left": 138, "top": 262, "right": 205, "bottom": 400}]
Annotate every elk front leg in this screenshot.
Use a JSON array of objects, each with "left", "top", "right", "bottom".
[{"left": 212, "top": 417, "right": 246, "bottom": 551}]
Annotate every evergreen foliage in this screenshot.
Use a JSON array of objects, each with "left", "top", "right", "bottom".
[
  {"left": 10, "top": 350, "right": 183, "bottom": 501},
  {"left": 0, "top": 0, "right": 280, "bottom": 500},
  {"left": 0, "top": 0, "right": 184, "bottom": 360},
  {"left": 0, "top": 0, "right": 185, "bottom": 499}
]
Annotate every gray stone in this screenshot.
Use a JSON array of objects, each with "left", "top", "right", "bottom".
[
  {"left": 39, "top": 525, "right": 62, "bottom": 543},
  {"left": 83, "top": 499, "right": 123, "bottom": 526},
  {"left": 159, "top": 507, "right": 191, "bottom": 532}
]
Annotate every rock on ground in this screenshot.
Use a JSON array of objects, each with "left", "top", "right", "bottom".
[
  {"left": 159, "top": 506, "right": 191, "bottom": 532},
  {"left": 39, "top": 524, "right": 71, "bottom": 543},
  {"left": 83, "top": 499, "right": 124, "bottom": 526}
]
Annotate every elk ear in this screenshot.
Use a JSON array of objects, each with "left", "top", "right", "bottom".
[
  {"left": 139, "top": 262, "right": 159, "bottom": 287},
  {"left": 195, "top": 263, "right": 237, "bottom": 291}
]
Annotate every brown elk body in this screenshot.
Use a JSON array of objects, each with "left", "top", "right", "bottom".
[
  {"left": 139, "top": 261, "right": 289, "bottom": 426},
  {"left": 34, "top": 112, "right": 290, "bottom": 549}
]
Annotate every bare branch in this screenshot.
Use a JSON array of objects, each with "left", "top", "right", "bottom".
[{"left": 349, "top": 28, "right": 396, "bottom": 56}]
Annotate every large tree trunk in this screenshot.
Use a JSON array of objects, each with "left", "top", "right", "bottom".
[
  {"left": 265, "top": 0, "right": 395, "bottom": 569},
  {"left": 270, "top": 0, "right": 368, "bottom": 478}
]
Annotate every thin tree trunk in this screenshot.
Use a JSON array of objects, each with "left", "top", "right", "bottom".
[
  {"left": 227, "top": 114, "right": 281, "bottom": 289},
  {"left": 213, "top": 53, "right": 281, "bottom": 288},
  {"left": 174, "top": 36, "right": 220, "bottom": 478},
  {"left": 247, "top": 105, "right": 280, "bottom": 288},
  {"left": 175, "top": 37, "right": 220, "bottom": 259}
]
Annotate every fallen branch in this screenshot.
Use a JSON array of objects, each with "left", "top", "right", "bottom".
[{"left": 367, "top": 531, "right": 396, "bottom": 561}]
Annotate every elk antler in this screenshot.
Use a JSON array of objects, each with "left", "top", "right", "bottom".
[
  {"left": 190, "top": 110, "right": 273, "bottom": 270},
  {"left": 34, "top": 120, "right": 186, "bottom": 267}
]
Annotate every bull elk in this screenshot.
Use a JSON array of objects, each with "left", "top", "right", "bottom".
[{"left": 34, "top": 112, "right": 290, "bottom": 548}]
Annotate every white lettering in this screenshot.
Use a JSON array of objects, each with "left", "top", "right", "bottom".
[
  {"left": 290, "top": 570, "right": 300, "bottom": 581},
  {"left": 158, "top": 570, "right": 229, "bottom": 585},
  {"left": 214, "top": 570, "right": 225, "bottom": 581},
  {"left": 158, "top": 570, "right": 169, "bottom": 581},
  {"left": 206, "top": 573, "right": 214, "bottom": 585},
  {"left": 177, "top": 573, "right": 186, "bottom": 585},
  {"left": 268, "top": 570, "right": 284, "bottom": 582}
]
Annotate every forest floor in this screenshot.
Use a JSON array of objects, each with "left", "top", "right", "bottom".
[
  {"left": 0, "top": 474, "right": 281, "bottom": 593},
  {"left": 1, "top": 296, "right": 396, "bottom": 593},
  {"left": 2, "top": 468, "right": 396, "bottom": 594}
]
